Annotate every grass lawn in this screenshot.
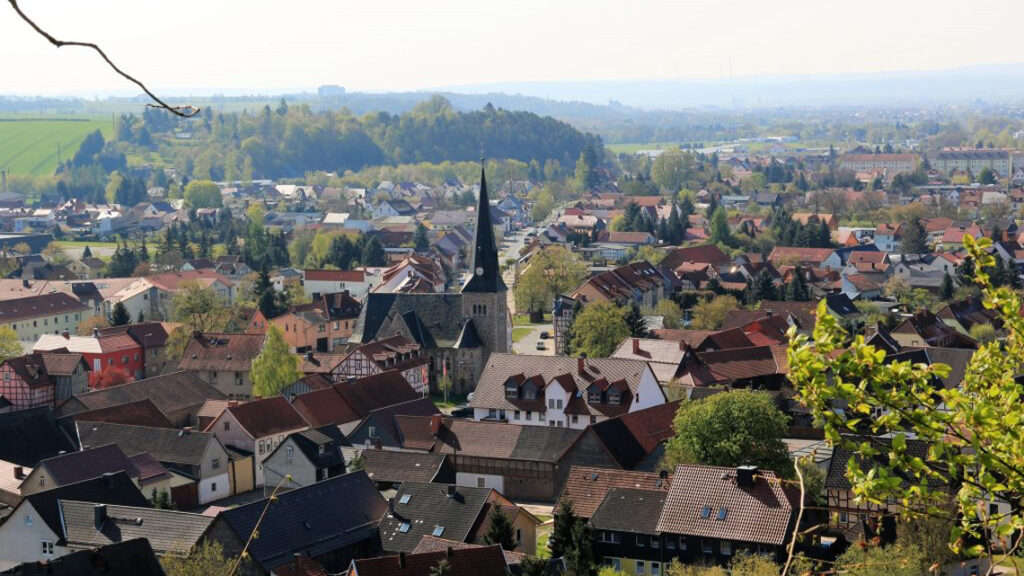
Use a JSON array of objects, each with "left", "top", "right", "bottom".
[
  {"left": 0, "top": 116, "right": 109, "bottom": 176},
  {"left": 535, "top": 523, "right": 552, "bottom": 558},
  {"left": 511, "top": 327, "right": 533, "bottom": 343},
  {"left": 53, "top": 240, "right": 122, "bottom": 249},
  {"left": 513, "top": 313, "right": 551, "bottom": 326},
  {"left": 430, "top": 393, "right": 468, "bottom": 410}
]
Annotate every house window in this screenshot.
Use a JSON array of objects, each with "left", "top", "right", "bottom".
[
  {"left": 702, "top": 541, "right": 713, "bottom": 554},
  {"left": 608, "top": 391, "right": 621, "bottom": 405},
  {"left": 636, "top": 561, "right": 646, "bottom": 575},
  {"left": 122, "top": 355, "right": 128, "bottom": 364},
  {"left": 24, "top": 514, "right": 32, "bottom": 526},
  {"left": 588, "top": 390, "right": 601, "bottom": 404},
  {"left": 212, "top": 458, "right": 221, "bottom": 469},
  {"left": 514, "top": 410, "right": 520, "bottom": 420},
  {"left": 333, "top": 322, "right": 340, "bottom": 330},
  {"left": 651, "top": 536, "right": 660, "bottom": 549},
  {"left": 211, "top": 481, "right": 217, "bottom": 492},
  {"left": 556, "top": 399, "right": 563, "bottom": 409},
  {"left": 571, "top": 415, "right": 578, "bottom": 424},
  {"left": 651, "top": 562, "right": 661, "bottom": 576},
  {"left": 259, "top": 440, "right": 265, "bottom": 454},
  {"left": 667, "top": 538, "right": 676, "bottom": 550},
  {"left": 606, "top": 558, "right": 622, "bottom": 571},
  {"left": 477, "top": 477, "right": 485, "bottom": 488},
  {"left": 526, "top": 411, "right": 532, "bottom": 421},
  {"left": 590, "top": 416, "right": 597, "bottom": 424},
  {"left": 286, "top": 446, "right": 294, "bottom": 460},
  {"left": 224, "top": 421, "right": 230, "bottom": 431},
  {"left": 721, "top": 541, "right": 732, "bottom": 556},
  {"left": 547, "top": 399, "right": 555, "bottom": 409},
  {"left": 41, "top": 541, "right": 54, "bottom": 557},
  {"left": 108, "top": 358, "right": 114, "bottom": 366},
  {"left": 2, "top": 372, "right": 8, "bottom": 381},
  {"left": 636, "top": 534, "right": 645, "bottom": 547}
]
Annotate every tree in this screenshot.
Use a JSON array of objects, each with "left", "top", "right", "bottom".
[
  {"left": 654, "top": 299, "right": 683, "bottom": 330},
  {"left": 0, "top": 327, "right": 22, "bottom": 364},
  {"left": 413, "top": 222, "right": 430, "bottom": 253},
  {"left": 437, "top": 373, "right": 453, "bottom": 406},
  {"left": 568, "top": 301, "right": 630, "bottom": 358},
  {"left": 901, "top": 218, "right": 928, "bottom": 255},
  {"left": 785, "top": 268, "right": 811, "bottom": 302},
  {"left": 514, "top": 247, "right": 588, "bottom": 323},
  {"left": 549, "top": 499, "right": 577, "bottom": 558},
  {"left": 520, "top": 556, "right": 550, "bottom": 576},
  {"left": 708, "top": 206, "right": 732, "bottom": 247},
  {"left": 969, "top": 322, "right": 997, "bottom": 343},
  {"left": 624, "top": 302, "right": 647, "bottom": 338},
  {"left": 161, "top": 540, "right": 238, "bottom": 576},
  {"left": 747, "top": 269, "right": 777, "bottom": 303},
  {"left": 152, "top": 488, "right": 173, "bottom": 510},
  {"left": 483, "top": 506, "right": 517, "bottom": 550},
  {"left": 81, "top": 245, "right": 92, "bottom": 258},
  {"left": 93, "top": 367, "right": 132, "bottom": 389},
  {"left": 833, "top": 543, "right": 927, "bottom": 576},
  {"left": 940, "top": 271, "right": 955, "bottom": 300},
  {"left": 183, "top": 180, "right": 222, "bottom": 209},
  {"left": 110, "top": 301, "right": 131, "bottom": 326},
  {"left": 41, "top": 243, "right": 70, "bottom": 266},
  {"left": 789, "top": 235, "right": 1024, "bottom": 567},
  {"left": 251, "top": 325, "right": 303, "bottom": 398},
  {"left": 429, "top": 559, "right": 451, "bottom": 576},
  {"left": 651, "top": 148, "right": 693, "bottom": 193},
  {"left": 346, "top": 450, "right": 365, "bottom": 472},
  {"left": 171, "top": 281, "right": 232, "bottom": 334},
  {"left": 662, "top": 390, "right": 792, "bottom": 477},
  {"left": 690, "top": 295, "right": 739, "bottom": 330},
  {"left": 361, "top": 236, "right": 387, "bottom": 266},
  {"left": 563, "top": 520, "right": 596, "bottom": 576},
  {"left": 883, "top": 275, "right": 912, "bottom": 304},
  {"left": 78, "top": 316, "right": 111, "bottom": 336},
  {"left": 979, "top": 166, "right": 997, "bottom": 185}
]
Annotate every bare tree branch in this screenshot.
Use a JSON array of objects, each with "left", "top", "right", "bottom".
[{"left": 8, "top": 0, "right": 199, "bottom": 117}]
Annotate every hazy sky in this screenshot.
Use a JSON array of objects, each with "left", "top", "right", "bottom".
[{"left": 1, "top": 0, "right": 1021, "bottom": 96}]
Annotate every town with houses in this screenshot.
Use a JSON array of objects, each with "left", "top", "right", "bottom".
[{"left": 0, "top": 133, "right": 1019, "bottom": 576}]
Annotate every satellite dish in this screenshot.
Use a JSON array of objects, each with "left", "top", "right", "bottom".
[{"left": 475, "top": 267, "right": 484, "bottom": 276}]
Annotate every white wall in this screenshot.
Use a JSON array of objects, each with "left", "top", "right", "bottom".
[
  {"left": 303, "top": 279, "right": 370, "bottom": 299},
  {"left": 199, "top": 473, "right": 230, "bottom": 504},
  {"left": 456, "top": 472, "right": 503, "bottom": 493},
  {"left": 631, "top": 368, "right": 666, "bottom": 413},
  {"left": 0, "top": 502, "right": 66, "bottom": 570}
]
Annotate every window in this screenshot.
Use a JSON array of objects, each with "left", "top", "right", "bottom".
[
  {"left": 717, "top": 508, "right": 728, "bottom": 521},
  {"left": 224, "top": 421, "right": 230, "bottom": 431},
  {"left": 547, "top": 399, "right": 555, "bottom": 409},
  {"left": 636, "top": 561, "right": 646, "bottom": 575},
  {"left": 122, "top": 355, "right": 128, "bottom": 364},
  {"left": 108, "top": 358, "right": 114, "bottom": 367},
  {"left": 432, "top": 525, "right": 445, "bottom": 537},
  {"left": 368, "top": 427, "right": 376, "bottom": 438},
  {"left": 606, "top": 558, "right": 622, "bottom": 571},
  {"left": 526, "top": 411, "right": 532, "bottom": 421},
  {"left": 2, "top": 372, "right": 8, "bottom": 381},
  {"left": 212, "top": 458, "right": 221, "bottom": 469},
  {"left": 839, "top": 512, "right": 848, "bottom": 524},
  {"left": 588, "top": 390, "right": 601, "bottom": 403},
  {"left": 556, "top": 399, "right": 563, "bottom": 409},
  {"left": 571, "top": 415, "right": 578, "bottom": 424},
  {"left": 636, "top": 534, "right": 645, "bottom": 547},
  {"left": 24, "top": 514, "right": 33, "bottom": 526},
  {"left": 286, "top": 446, "right": 294, "bottom": 459},
  {"left": 334, "top": 322, "right": 340, "bottom": 330},
  {"left": 702, "top": 541, "right": 713, "bottom": 554},
  {"left": 259, "top": 440, "right": 266, "bottom": 454},
  {"left": 41, "top": 541, "right": 54, "bottom": 557},
  {"left": 514, "top": 410, "right": 520, "bottom": 420},
  {"left": 700, "top": 506, "right": 711, "bottom": 518},
  {"left": 39, "top": 475, "right": 45, "bottom": 487},
  {"left": 608, "top": 391, "right": 621, "bottom": 405},
  {"left": 721, "top": 541, "right": 732, "bottom": 556},
  {"left": 477, "top": 477, "right": 486, "bottom": 488},
  {"left": 399, "top": 494, "right": 411, "bottom": 504},
  {"left": 667, "top": 538, "right": 676, "bottom": 550},
  {"left": 590, "top": 416, "right": 597, "bottom": 424},
  {"left": 399, "top": 522, "right": 411, "bottom": 533},
  {"left": 651, "top": 536, "right": 660, "bottom": 549},
  {"left": 211, "top": 481, "right": 218, "bottom": 492}
]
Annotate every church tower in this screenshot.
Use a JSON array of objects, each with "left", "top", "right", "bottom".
[{"left": 462, "top": 163, "right": 510, "bottom": 355}]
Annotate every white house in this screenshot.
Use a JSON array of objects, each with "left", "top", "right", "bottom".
[{"left": 302, "top": 269, "right": 371, "bottom": 299}]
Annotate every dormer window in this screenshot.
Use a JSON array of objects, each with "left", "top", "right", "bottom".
[
  {"left": 588, "top": 389, "right": 602, "bottom": 404},
  {"left": 505, "top": 381, "right": 519, "bottom": 399},
  {"left": 523, "top": 384, "right": 536, "bottom": 400},
  {"left": 607, "top": 391, "right": 621, "bottom": 405}
]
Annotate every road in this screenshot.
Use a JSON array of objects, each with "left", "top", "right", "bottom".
[{"left": 512, "top": 322, "right": 555, "bottom": 356}]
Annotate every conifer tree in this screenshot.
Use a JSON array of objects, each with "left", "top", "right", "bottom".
[
  {"left": 624, "top": 302, "right": 647, "bottom": 338},
  {"left": 483, "top": 506, "right": 517, "bottom": 550}
]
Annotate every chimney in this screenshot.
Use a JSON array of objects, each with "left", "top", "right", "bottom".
[
  {"left": 21, "top": 279, "right": 29, "bottom": 288},
  {"left": 446, "top": 546, "right": 454, "bottom": 559},
  {"left": 182, "top": 426, "right": 192, "bottom": 435},
  {"left": 93, "top": 504, "right": 107, "bottom": 529},
  {"left": 632, "top": 338, "right": 640, "bottom": 355},
  {"left": 92, "top": 327, "right": 99, "bottom": 338},
  {"left": 388, "top": 497, "right": 396, "bottom": 516},
  {"left": 577, "top": 356, "right": 585, "bottom": 375},
  {"left": 398, "top": 552, "right": 406, "bottom": 569},
  {"left": 61, "top": 330, "right": 70, "bottom": 340},
  {"left": 13, "top": 466, "right": 24, "bottom": 480},
  {"left": 102, "top": 472, "right": 115, "bottom": 488},
  {"left": 659, "top": 469, "right": 669, "bottom": 480},
  {"left": 430, "top": 414, "right": 443, "bottom": 436},
  {"left": 292, "top": 554, "right": 301, "bottom": 569},
  {"left": 227, "top": 400, "right": 239, "bottom": 408},
  {"left": 736, "top": 465, "right": 758, "bottom": 488},
  {"left": 446, "top": 485, "right": 458, "bottom": 498},
  {"left": 373, "top": 437, "right": 383, "bottom": 450}
]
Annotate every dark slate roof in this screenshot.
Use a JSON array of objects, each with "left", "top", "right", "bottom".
[
  {"left": 865, "top": 323, "right": 901, "bottom": 354},
  {"left": 0, "top": 538, "right": 166, "bottom": 576},
  {"left": 825, "top": 293, "right": 860, "bottom": 317},
  {"left": 378, "top": 482, "right": 491, "bottom": 553},
  {"left": 655, "top": 464, "right": 794, "bottom": 546},
  {"left": 462, "top": 168, "right": 507, "bottom": 294},
  {"left": 362, "top": 450, "right": 447, "bottom": 484},
  {"left": 0, "top": 292, "right": 88, "bottom": 322},
  {"left": 587, "top": 401, "right": 680, "bottom": 469},
  {"left": 97, "top": 322, "right": 170, "bottom": 349},
  {"left": 349, "top": 397, "right": 441, "bottom": 448},
  {"left": 287, "top": 426, "right": 348, "bottom": 470},
  {"left": 918, "top": 347, "right": 975, "bottom": 389},
  {"left": 395, "top": 416, "right": 582, "bottom": 462},
  {"left": 59, "top": 500, "right": 214, "bottom": 557},
  {"left": 355, "top": 293, "right": 465, "bottom": 347},
  {"left": 20, "top": 471, "right": 149, "bottom": 538},
  {"left": 217, "top": 471, "right": 386, "bottom": 572},
  {"left": 0, "top": 406, "right": 76, "bottom": 467},
  {"left": 590, "top": 488, "right": 667, "bottom": 534},
  {"left": 64, "top": 398, "right": 173, "bottom": 428},
  {"left": 350, "top": 545, "right": 509, "bottom": 576},
  {"left": 63, "top": 371, "right": 224, "bottom": 416},
  {"left": 826, "top": 435, "right": 935, "bottom": 492},
  {"left": 178, "top": 332, "right": 265, "bottom": 372},
  {"left": 77, "top": 422, "right": 217, "bottom": 469},
  {"left": 336, "top": 370, "right": 420, "bottom": 417},
  {"left": 39, "top": 444, "right": 138, "bottom": 487}
]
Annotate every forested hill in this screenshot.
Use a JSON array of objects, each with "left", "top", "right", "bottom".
[{"left": 113, "top": 95, "right": 594, "bottom": 180}]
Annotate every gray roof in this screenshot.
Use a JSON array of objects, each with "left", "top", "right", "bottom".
[
  {"left": 590, "top": 488, "right": 667, "bottom": 534},
  {"left": 77, "top": 422, "right": 217, "bottom": 469},
  {"left": 63, "top": 371, "right": 224, "bottom": 417},
  {"left": 362, "top": 450, "right": 447, "bottom": 484},
  {"left": 355, "top": 292, "right": 467, "bottom": 348},
  {"left": 379, "top": 482, "right": 491, "bottom": 553},
  {"left": 0, "top": 406, "right": 77, "bottom": 467},
  {"left": 20, "top": 471, "right": 149, "bottom": 538},
  {"left": 59, "top": 500, "right": 214, "bottom": 557}
]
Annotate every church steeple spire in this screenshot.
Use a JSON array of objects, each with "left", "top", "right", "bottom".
[{"left": 462, "top": 162, "right": 507, "bottom": 293}]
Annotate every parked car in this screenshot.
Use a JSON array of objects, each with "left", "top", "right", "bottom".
[
  {"left": 451, "top": 406, "right": 474, "bottom": 418},
  {"left": 535, "top": 340, "right": 546, "bottom": 350},
  {"left": 539, "top": 331, "right": 550, "bottom": 339}
]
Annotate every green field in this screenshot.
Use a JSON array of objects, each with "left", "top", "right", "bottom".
[{"left": 0, "top": 117, "right": 109, "bottom": 176}]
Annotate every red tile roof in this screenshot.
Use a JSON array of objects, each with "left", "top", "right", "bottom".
[
  {"left": 349, "top": 546, "right": 509, "bottom": 576},
  {"left": 69, "top": 398, "right": 174, "bottom": 428},
  {"left": 178, "top": 333, "right": 265, "bottom": 372},
  {"left": 303, "top": 269, "right": 365, "bottom": 282},
  {"left": 219, "top": 396, "right": 308, "bottom": 438},
  {"left": 558, "top": 466, "right": 672, "bottom": 519}
]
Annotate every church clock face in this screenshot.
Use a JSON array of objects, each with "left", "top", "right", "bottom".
[{"left": 475, "top": 267, "right": 484, "bottom": 276}]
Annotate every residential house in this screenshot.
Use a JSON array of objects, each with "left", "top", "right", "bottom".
[
  {"left": 933, "top": 149, "right": 1012, "bottom": 175},
  {"left": 557, "top": 466, "right": 672, "bottom": 521},
  {"left": 58, "top": 371, "right": 226, "bottom": 428},
  {"left": 0, "top": 293, "right": 90, "bottom": 342},
  {"left": 767, "top": 247, "right": 838, "bottom": 269},
  {"left": 262, "top": 425, "right": 348, "bottom": 491},
  {"left": 936, "top": 297, "right": 998, "bottom": 336},
  {"left": 97, "top": 323, "right": 171, "bottom": 379},
  {"left": 374, "top": 199, "right": 417, "bottom": 219},
  {"left": 303, "top": 269, "right": 371, "bottom": 299},
  {"left": 377, "top": 482, "right": 538, "bottom": 556},
  {"left": 660, "top": 245, "right": 731, "bottom": 271},
  {"left": 0, "top": 352, "right": 75, "bottom": 412},
  {"left": 0, "top": 538, "right": 166, "bottom": 576},
  {"left": 66, "top": 258, "right": 106, "bottom": 280},
  {"left": 374, "top": 255, "right": 447, "bottom": 294},
  {"left": 839, "top": 153, "right": 917, "bottom": 175},
  {"left": 346, "top": 545, "right": 511, "bottom": 576},
  {"left": 207, "top": 471, "right": 386, "bottom": 576},
  {"left": 470, "top": 355, "right": 664, "bottom": 429},
  {"left": 35, "top": 330, "right": 143, "bottom": 387},
  {"left": 177, "top": 332, "right": 266, "bottom": 400},
  {"left": 610, "top": 338, "right": 689, "bottom": 384},
  {"left": 290, "top": 370, "right": 420, "bottom": 432},
  {"left": 61, "top": 398, "right": 172, "bottom": 429},
  {"left": 345, "top": 397, "right": 440, "bottom": 451},
  {"left": 0, "top": 472, "right": 148, "bottom": 571},
  {"left": 271, "top": 292, "right": 361, "bottom": 353},
  {"left": 571, "top": 261, "right": 675, "bottom": 308},
  {"left": 108, "top": 270, "right": 235, "bottom": 322},
  {"left": 333, "top": 336, "right": 430, "bottom": 394},
  {"left": 205, "top": 396, "right": 309, "bottom": 486},
  {"left": 76, "top": 421, "right": 233, "bottom": 505},
  {"left": 57, "top": 500, "right": 214, "bottom": 558},
  {"left": 891, "top": 309, "right": 978, "bottom": 349}
]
